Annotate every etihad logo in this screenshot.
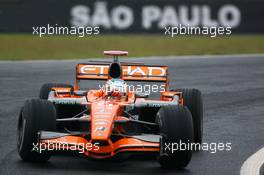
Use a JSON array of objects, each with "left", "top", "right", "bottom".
[{"left": 78, "top": 64, "right": 167, "bottom": 77}]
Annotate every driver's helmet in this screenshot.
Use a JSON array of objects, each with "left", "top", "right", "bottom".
[{"left": 105, "top": 78, "right": 127, "bottom": 97}]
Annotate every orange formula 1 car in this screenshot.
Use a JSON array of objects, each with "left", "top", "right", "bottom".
[{"left": 17, "top": 51, "right": 203, "bottom": 168}]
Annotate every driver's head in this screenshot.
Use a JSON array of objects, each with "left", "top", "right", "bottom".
[{"left": 105, "top": 78, "right": 127, "bottom": 97}]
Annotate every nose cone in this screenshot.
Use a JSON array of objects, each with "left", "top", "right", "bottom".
[{"left": 91, "top": 101, "right": 119, "bottom": 141}]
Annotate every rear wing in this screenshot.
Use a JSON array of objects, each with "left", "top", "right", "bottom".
[{"left": 76, "top": 63, "right": 168, "bottom": 82}]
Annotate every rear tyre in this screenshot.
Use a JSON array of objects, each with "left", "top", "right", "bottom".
[
  {"left": 39, "top": 83, "right": 74, "bottom": 99},
  {"left": 176, "top": 88, "right": 203, "bottom": 144},
  {"left": 157, "top": 105, "right": 193, "bottom": 168},
  {"left": 17, "top": 99, "right": 56, "bottom": 162}
]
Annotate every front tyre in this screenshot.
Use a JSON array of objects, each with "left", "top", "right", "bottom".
[
  {"left": 17, "top": 99, "right": 56, "bottom": 162},
  {"left": 157, "top": 105, "right": 193, "bottom": 168},
  {"left": 177, "top": 88, "right": 203, "bottom": 144}
]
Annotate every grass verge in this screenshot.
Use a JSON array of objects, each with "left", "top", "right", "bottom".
[{"left": 0, "top": 34, "right": 264, "bottom": 60}]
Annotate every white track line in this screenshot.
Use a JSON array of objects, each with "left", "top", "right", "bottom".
[{"left": 241, "top": 147, "right": 264, "bottom": 175}]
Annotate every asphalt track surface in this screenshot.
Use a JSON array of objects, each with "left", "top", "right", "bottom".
[{"left": 0, "top": 55, "right": 264, "bottom": 175}]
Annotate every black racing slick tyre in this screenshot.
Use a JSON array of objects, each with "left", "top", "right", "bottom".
[
  {"left": 17, "top": 99, "right": 56, "bottom": 162},
  {"left": 39, "top": 83, "right": 74, "bottom": 99},
  {"left": 177, "top": 88, "right": 203, "bottom": 144},
  {"left": 157, "top": 105, "right": 193, "bottom": 168}
]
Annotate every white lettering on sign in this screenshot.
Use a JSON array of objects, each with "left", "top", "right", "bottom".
[
  {"left": 112, "top": 6, "right": 134, "bottom": 29},
  {"left": 71, "top": 2, "right": 134, "bottom": 29},
  {"left": 218, "top": 5, "right": 241, "bottom": 28},
  {"left": 142, "top": 4, "right": 241, "bottom": 29},
  {"left": 71, "top": 3, "right": 241, "bottom": 29},
  {"left": 142, "top": 6, "right": 161, "bottom": 29}
]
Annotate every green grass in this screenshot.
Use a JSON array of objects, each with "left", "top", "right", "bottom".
[{"left": 0, "top": 34, "right": 264, "bottom": 60}]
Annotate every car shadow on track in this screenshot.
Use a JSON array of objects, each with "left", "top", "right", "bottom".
[{"left": 13, "top": 152, "right": 195, "bottom": 175}]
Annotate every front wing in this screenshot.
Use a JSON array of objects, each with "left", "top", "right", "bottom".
[{"left": 37, "top": 131, "right": 160, "bottom": 158}]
